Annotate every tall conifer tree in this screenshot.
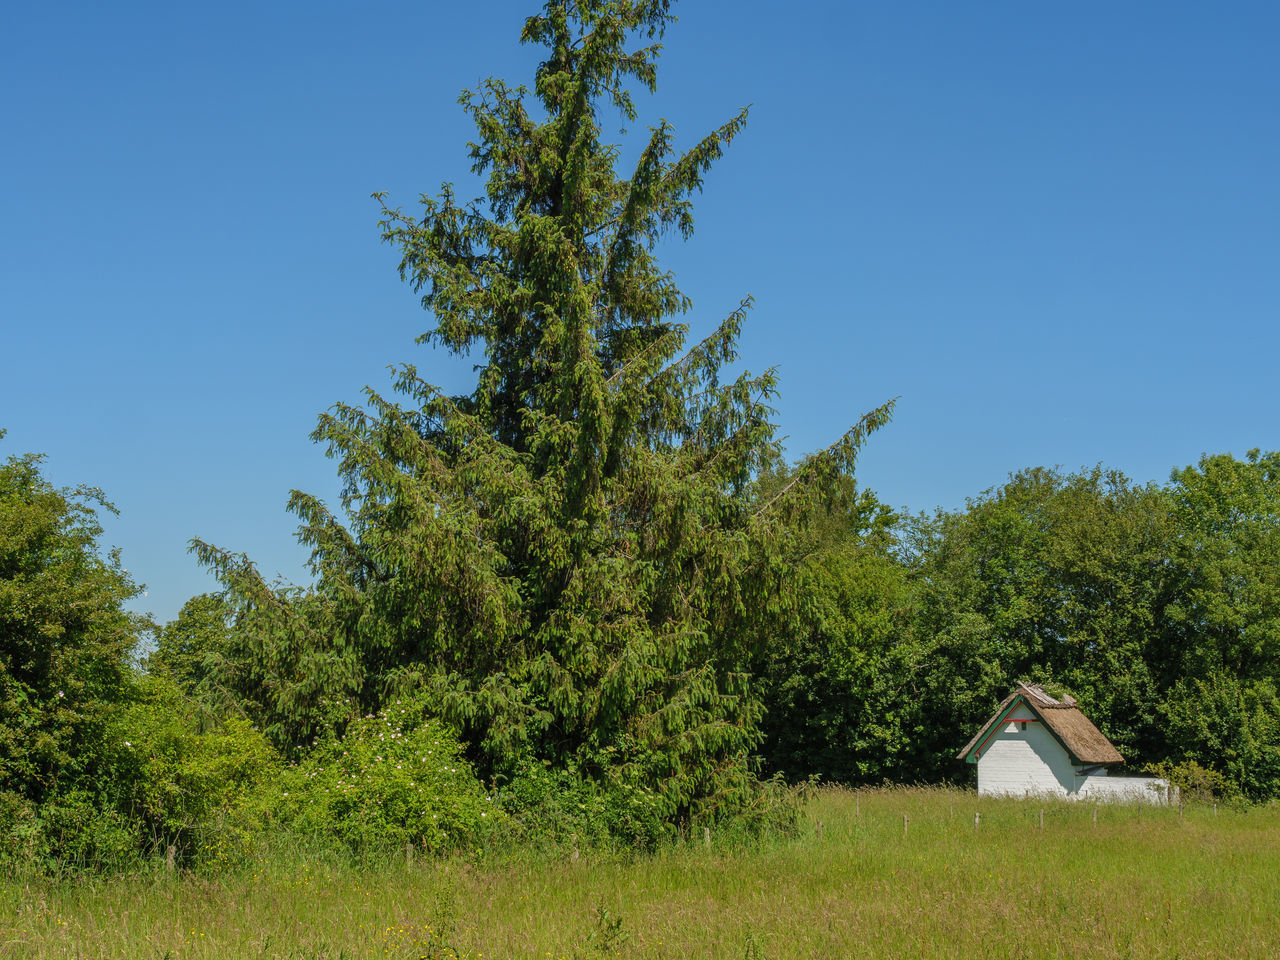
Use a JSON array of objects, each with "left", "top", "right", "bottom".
[{"left": 197, "top": 0, "right": 892, "bottom": 819}]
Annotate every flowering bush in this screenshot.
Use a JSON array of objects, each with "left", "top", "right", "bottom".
[{"left": 269, "top": 696, "right": 499, "bottom": 855}]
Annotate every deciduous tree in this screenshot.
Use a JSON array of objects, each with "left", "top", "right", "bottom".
[{"left": 0, "top": 430, "right": 145, "bottom": 829}]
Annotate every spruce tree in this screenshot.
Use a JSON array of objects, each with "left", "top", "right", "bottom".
[{"left": 196, "top": 0, "right": 892, "bottom": 821}]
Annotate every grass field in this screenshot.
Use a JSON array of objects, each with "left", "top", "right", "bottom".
[{"left": 4, "top": 786, "right": 1278, "bottom": 959}]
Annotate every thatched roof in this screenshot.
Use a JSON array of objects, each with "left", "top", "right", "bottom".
[{"left": 957, "top": 682, "right": 1124, "bottom": 765}]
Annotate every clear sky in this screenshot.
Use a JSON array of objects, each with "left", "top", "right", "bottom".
[{"left": 4, "top": 1, "right": 1278, "bottom": 626}]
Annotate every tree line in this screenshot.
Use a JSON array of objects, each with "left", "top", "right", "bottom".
[
  {"left": 755, "top": 457, "right": 1280, "bottom": 800},
  {"left": 4, "top": 441, "right": 1277, "bottom": 870},
  {"left": 3, "top": 0, "right": 1276, "bottom": 871}
]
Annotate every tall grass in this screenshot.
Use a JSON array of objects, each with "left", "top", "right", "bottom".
[{"left": 4, "top": 786, "right": 1277, "bottom": 959}]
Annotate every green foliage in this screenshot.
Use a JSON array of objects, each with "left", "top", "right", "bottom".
[
  {"left": 263, "top": 695, "right": 500, "bottom": 857},
  {"left": 3, "top": 788, "right": 141, "bottom": 874},
  {"left": 1165, "top": 450, "right": 1280, "bottom": 679},
  {"left": 497, "top": 753, "right": 794, "bottom": 851},
  {"left": 497, "top": 760, "right": 669, "bottom": 850},
  {"left": 1158, "top": 672, "right": 1280, "bottom": 800},
  {"left": 0, "top": 438, "right": 145, "bottom": 807},
  {"left": 583, "top": 899, "right": 630, "bottom": 956},
  {"left": 192, "top": 0, "right": 891, "bottom": 827},
  {"left": 900, "top": 467, "right": 1180, "bottom": 778},
  {"left": 0, "top": 433, "right": 156, "bottom": 871},
  {"left": 147, "top": 593, "right": 244, "bottom": 718},
  {"left": 899, "top": 455, "right": 1280, "bottom": 799},
  {"left": 755, "top": 476, "right": 920, "bottom": 784},
  {"left": 1142, "top": 758, "right": 1238, "bottom": 804},
  {"left": 106, "top": 676, "right": 278, "bottom": 858}
]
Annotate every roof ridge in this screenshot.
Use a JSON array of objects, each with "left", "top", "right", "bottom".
[{"left": 1017, "top": 681, "right": 1059, "bottom": 705}]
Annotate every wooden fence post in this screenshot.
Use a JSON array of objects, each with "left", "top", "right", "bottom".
[
  {"left": 816, "top": 820, "right": 823, "bottom": 841},
  {"left": 703, "top": 826, "right": 711, "bottom": 850},
  {"left": 1039, "top": 809, "right": 1044, "bottom": 831},
  {"left": 974, "top": 812, "right": 980, "bottom": 833},
  {"left": 1092, "top": 804, "right": 1098, "bottom": 826}
]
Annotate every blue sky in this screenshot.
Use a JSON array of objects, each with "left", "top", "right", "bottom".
[{"left": 4, "top": 1, "right": 1278, "bottom": 625}]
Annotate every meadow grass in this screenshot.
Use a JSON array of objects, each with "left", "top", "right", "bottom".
[{"left": 3, "top": 786, "right": 1277, "bottom": 959}]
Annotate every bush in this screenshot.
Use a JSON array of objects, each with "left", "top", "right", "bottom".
[
  {"left": 0, "top": 791, "right": 39, "bottom": 868},
  {"left": 495, "top": 760, "right": 668, "bottom": 852},
  {"left": 0, "top": 788, "right": 141, "bottom": 875},
  {"left": 261, "top": 696, "right": 500, "bottom": 857},
  {"left": 1143, "top": 760, "right": 1239, "bottom": 804},
  {"left": 0, "top": 676, "right": 279, "bottom": 874},
  {"left": 697, "top": 772, "right": 800, "bottom": 845},
  {"left": 494, "top": 755, "right": 797, "bottom": 853},
  {"left": 105, "top": 676, "right": 278, "bottom": 865},
  {"left": 34, "top": 790, "right": 141, "bottom": 872}
]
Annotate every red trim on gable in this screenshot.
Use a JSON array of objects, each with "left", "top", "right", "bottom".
[
  {"left": 971, "top": 706, "right": 1045, "bottom": 760},
  {"left": 970, "top": 697, "right": 1026, "bottom": 760}
]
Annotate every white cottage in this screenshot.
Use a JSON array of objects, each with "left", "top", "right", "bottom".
[{"left": 957, "top": 683, "right": 1172, "bottom": 804}]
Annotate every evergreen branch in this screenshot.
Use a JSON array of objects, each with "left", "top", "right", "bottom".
[{"left": 753, "top": 398, "right": 898, "bottom": 518}]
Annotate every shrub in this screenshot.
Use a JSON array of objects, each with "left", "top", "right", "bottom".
[
  {"left": 495, "top": 760, "right": 668, "bottom": 851},
  {"left": 494, "top": 755, "right": 797, "bottom": 852},
  {"left": 106, "top": 676, "right": 278, "bottom": 863},
  {"left": 263, "top": 695, "right": 499, "bottom": 857},
  {"left": 0, "top": 788, "right": 141, "bottom": 875},
  {"left": 1143, "top": 759, "right": 1239, "bottom": 804}
]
